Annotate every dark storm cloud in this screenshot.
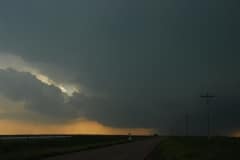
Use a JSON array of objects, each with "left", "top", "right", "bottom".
[
  {"left": 0, "top": 0, "right": 239, "bottom": 135},
  {"left": 0, "top": 69, "right": 78, "bottom": 122}
]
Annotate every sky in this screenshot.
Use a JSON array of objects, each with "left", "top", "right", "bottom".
[{"left": 0, "top": 0, "right": 239, "bottom": 136}]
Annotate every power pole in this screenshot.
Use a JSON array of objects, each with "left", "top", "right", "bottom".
[
  {"left": 200, "top": 92, "right": 215, "bottom": 138},
  {"left": 185, "top": 113, "right": 189, "bottom": 137}
]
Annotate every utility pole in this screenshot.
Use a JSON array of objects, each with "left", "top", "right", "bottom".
[
  {"left": 200, "top": 92, "right": 215, "bottom": 138},
  {"left": 185, "top": 113, "right": 189, "bottom": 137}
]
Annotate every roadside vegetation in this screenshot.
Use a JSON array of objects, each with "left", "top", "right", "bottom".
[
  {"left": 0, "top": 135, "right": 147, "bottom": 160},
  {"left": 147, "top": 136, "right": 240, "bottom": 160}
]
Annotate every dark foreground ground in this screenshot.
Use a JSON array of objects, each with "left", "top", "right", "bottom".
[
  {"left": 0, "top": 135, "right": 148, "bottom": 160},
  {"left": 1, "top": 136, "right": 239, "bottom": 160},
  {"left": 146, "top": 136, "right": 240, "bottom": 160},
  {"left": 44, "top": 137, "right": 161, "bottom": 160}
]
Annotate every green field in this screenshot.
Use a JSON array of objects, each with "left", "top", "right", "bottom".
[
  {"left": 147, "top": 136, "right": 240, "bottom": 160},
  {"left": 0, "top": 135, "right": 146, "bottom": 160}
]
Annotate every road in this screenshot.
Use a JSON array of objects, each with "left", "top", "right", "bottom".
[{"left": 44, "top": 138, "right": 160, "bottom": 160}]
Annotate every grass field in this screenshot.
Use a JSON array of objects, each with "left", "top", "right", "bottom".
[
  {"left": 0, "top": 135, "right": 147, "bottom": 160},
  {"left": 147, "top": 136, "right": 240, "bottom": 160}
]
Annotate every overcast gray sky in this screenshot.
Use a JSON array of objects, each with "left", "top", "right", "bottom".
[{"left": 0, "top": 0, "right": 239, "bottom": 136}]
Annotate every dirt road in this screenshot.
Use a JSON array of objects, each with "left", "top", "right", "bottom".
[{"left": 44, "top": 138, "right": 160, "bottom": 160}]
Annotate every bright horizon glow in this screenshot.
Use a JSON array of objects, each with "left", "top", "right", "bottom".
[
  {"left": 0, "top": 119, "right": 155, "bottom": 136},
  {"left": 0, "top": 96, "right": 154, "bottom": 135},
  {"left": 231, "top": 130, "right": 240, "bottom": 138}
]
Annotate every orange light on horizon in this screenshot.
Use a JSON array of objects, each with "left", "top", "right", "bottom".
[
  {"left": 0, "top": 96, "right": 155, "bottom": 136},
  {"left": 0, "top": 119, "right": 155, "bottom": 136},
  {"left": 230, "top": 130, "right": 240, "bottom": 138}
]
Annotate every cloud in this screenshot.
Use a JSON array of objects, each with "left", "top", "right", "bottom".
[
  {"left": 0, "top": 54, "right": 80, "bottom": 96},
  {"left": 0, "top": 0, "right": 239, "bottom": 135},
  {"left": 0, "top": 69, "right": 78, "bottom": 122},
  {"left": 0, "top": 69, "right": 155, "bottom": 135},
  {"left": 0, "top": 66, "right": 239, "bottom": 136}
]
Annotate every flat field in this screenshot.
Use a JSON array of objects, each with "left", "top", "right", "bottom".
[
  {"left": 146, "top": 136, "right": 240, "bottom": 160},
  {"left": 0, "top": 135, "right": 146, "bottom": 160}
]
